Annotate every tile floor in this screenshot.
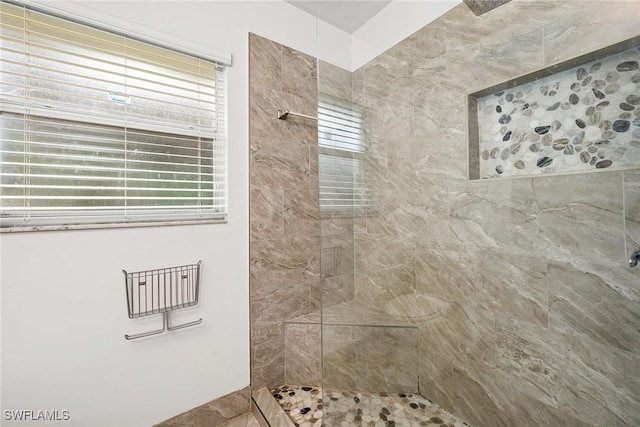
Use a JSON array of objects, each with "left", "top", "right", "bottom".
[
  {"left": 216, "top": 413, "right": 261, "bottom": 427},
  {"left": 271, "top": 385, "right": 471, "bottom": 427}
]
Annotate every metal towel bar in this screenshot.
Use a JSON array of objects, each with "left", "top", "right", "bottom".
[
  {"left": 123, "top": 261, "right": 203, "bottom": 340},
  {"left": 277, "top": 109, "right": 318, "bottom": 121}
]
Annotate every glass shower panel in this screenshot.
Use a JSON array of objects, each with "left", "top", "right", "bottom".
[{"left": 317, "top": 26, "right": 423, "bottom": 426}]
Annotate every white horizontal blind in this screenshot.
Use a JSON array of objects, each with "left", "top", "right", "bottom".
[
  {"left": 318, "top": 96, "right": 375, "bottom": 216},
  {"left": 0, "top": 2, "right": 227, "bottom": 229}
]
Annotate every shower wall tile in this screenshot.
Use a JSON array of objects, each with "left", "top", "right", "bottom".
[
  {"left": 353, "top": 234, "right": 415, "bottom": 306},
  {"left": 250, "top": 277, "right": 312, "bottom": 325},
  {"left": 450, "top": 365, "right": 511, "bottom": 427},
  {"left": 556, "top": 332, "right": 640, "bottom": 427},
  {"left": 445, "top": 6, "right": 544, "bottom": 89},
  {"left": 494, "top": 320, "right": 561, "bottom": 408},
  {"left": 321, "top": 325, "right": 419, "bottom": 393},
  {"left": 283, "top": 190, "right": 320, "bottom": 238},
  {"left": 542, "top": 0, "right": 640, "bottom": 65},
  {"left": 415, "top": 245, "right": 549, "bottom": 327},
  {"left": 250, "top": 320, "right": 285, "bottom": 393},
  {"left": 448, "top": 178, "right": 542, "bottom": 252},
  {"left": 321, "top": 274, "right": 353, "bottom": 308},
  {"left": 452, "top": 362, "right": 591, "bottom": 427},
  {"left": 354, "top": 326, "right": 419, "bottom": 393},
  {"left": 413, "top": 79, "right": 466, "bottom": 136},
  {"left": 319, "top": 60, "right": 352, "bottom": 103},
  {"left": 248, "top": 85, "right": 316, "bottom": 145},
  {"left": 249, "top": 33, "right": 319, "bottom": 391},
  {"left": 284, "top": 323, "right": 321, "bottom": 385},
  {"left": 250, "top": 136, "right": 309, "bottom": 191},
  {"left": 533, "top": 172, "right": 625, "bottom": 262},
  {"left": 250, "top": 237, "right": 319, "bottom": 289},
  {"left": 249, "top": 188, "right": 283, "bottom": 242},
  {"left": 416, "top": 343, "right": 454, "bottom": 412},
  {"left": 480, "top": 249, "right": 549, "bottom": 328},
  {"left": 348, "top": 1, "right": 640, "bottom": 425},
  {"left": 414, "top": 245, "right": 487, "bottom": 308},
  {"left": 322, "top": 325, "right": 358, "bottom": 390},
  {"left": 624, "top": 170, "right": 640, "bottom": 251},
  {"left": 360, "top": 55, "right": 415, "bottom": 110},
  {"left": 281, "top": 46, "right": 317, "bottom": 104},
  {"left": 249, "top": 33, "right": 283, "bottom": 91},
  {"left": 548, "top": 259, "right": 640, "bottom": 354}
]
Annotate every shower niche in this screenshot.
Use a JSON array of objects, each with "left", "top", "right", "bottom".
[{"left": 467, "top": 36, "right": 640, "bottom": 180}]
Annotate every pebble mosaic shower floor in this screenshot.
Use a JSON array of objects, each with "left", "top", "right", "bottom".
[{"left": 271, "top": 385, "right": 472, "bottom": 427}]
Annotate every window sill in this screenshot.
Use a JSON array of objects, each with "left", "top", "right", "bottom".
[{"left": 0, "top": 218, "right": 227, "bottom": 233}]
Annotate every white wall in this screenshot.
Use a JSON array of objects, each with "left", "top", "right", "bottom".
[{"left": 0, "top": 2, "right": 350, "bottom": 426}]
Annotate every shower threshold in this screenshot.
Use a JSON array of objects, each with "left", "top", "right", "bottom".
[{"left": 271, "top": 385, "right": 472, "bottom": 427}]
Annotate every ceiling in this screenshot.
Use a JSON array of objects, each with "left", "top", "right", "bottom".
[{"left": 285, "top": 1, "right": 392, "bottom": 34}]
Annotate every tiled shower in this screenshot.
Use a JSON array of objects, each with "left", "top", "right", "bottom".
[{"left": 249, "top": 1, "right": 640, "bottom": 426}]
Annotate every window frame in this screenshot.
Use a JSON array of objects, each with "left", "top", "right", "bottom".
[{"left": 0, "top": 1, "right": 231, "bottom": 232}]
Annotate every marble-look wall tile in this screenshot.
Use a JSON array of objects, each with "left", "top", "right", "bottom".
[
  {"left": 414, "top": 245, "right": 488, "bottom": 308},
  {"left": 624, "top": 170, "right": 640, "bottom": 253},
  {"left": 413, "top": 77, "right": 466, "bottom": 136},
  {"left": 475, "top": 247, "right": 549, "bottom": 327},
  {"left": 417, "top": 340, "right": 454, "bottom": 412},
  {"left": 415, "top": 245, "right": 548, "bottom": 328},
  {"left": 451, "top": 365, "right": 511, "bottom": 427},
  {"left": 322, "top": 325, "right": 358, "bottom": 390},
  {"left": 282, "top": 46, "right": 317, "bottom": 105},
  {"left": 249, "top": 33, "right": 283, "bottom": 91},
  {"left": 353, "top": 234, "right": 415, "bottom": 306},
  {"left": 548, "top": 259, "right": 640, "bottom": 354},
  {"left": 321, "top": 325, "right": 419, "bottom": 393},
  {"left": 250, "top": 188, "right": 283, "bottom": 242},
  {"left": 543, "top": 0, "right": 640, "bottom": 65},
  {"left": 448, "top": 177, "right": 542, "bottom": 252},
  {"left": 421, "top": 302, "right": 496, "bottom": 373},
  {"left": 284, "top": 190, "right": 320, "bottom": 238},
  {"left": 361, "top": 54, "right": 415, "bottom": 110},
  {"left": 319, "top": 60, "right": 352, "bottom": 103},
  {"left": 284, "top": 323, "right": 321, "bottom": 385},
  {"left": 494, "top": 320, "right": 561, "bottom": 408},
  {"left": 251, "top": 277, "right": 312, "bottom": 325},
  {"left": 250, "top": 236, "right": 319, "bottom": 288},
  {"left": 354, "top": 326, "right": 419, "bottom": 393},
  {"left": 445, "top": 7, "right": 544, "bottom": 89},
  {"left": 249, "top": 84, "right": 317, "bottom": 145},
  {"left": 250, "top": 136, "right": 309, "bottom": 191},
  {"left": 251, "top": 320, "right": 285, "bottom": 391},
  {"left": 345, "top": 0, "right": 640, "bottom": 426},
  {"left": 557, "top": 332, "right": 640, "bottom": 426},
  {"left": 321, "top": 274, "right": 353, "bottom": 308},
  {"left": 534, "top": 172, "right": 625, "bottom": 262},
  {"left": 452, "top": 361, "right": 591, "bottom": 427},
  {"left": 249, "top": 34, "right": 319, "bottom": 392}
]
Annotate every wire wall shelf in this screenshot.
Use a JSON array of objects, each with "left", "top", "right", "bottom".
[{"left": 123, "top": 261, "right": 203, "bottom": 340}]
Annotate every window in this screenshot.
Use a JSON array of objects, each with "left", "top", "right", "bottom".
[
  {"left": 0, "top": 2, "right": 228, "bottom": 230},
  {"left": 318, "top": 96, "right": 375, "bottom": 216}
]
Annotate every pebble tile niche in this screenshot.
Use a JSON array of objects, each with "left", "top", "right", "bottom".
[{"left": 469, "top": 37, "right": 640, "bottom": 179}]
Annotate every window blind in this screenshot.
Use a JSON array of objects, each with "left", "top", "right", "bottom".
[
  {"left": 0, "top": 2, "right": 227, "bottom": 229},
  {"left": 318, "top": 97, "right": 375, "bottom": 215}
]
